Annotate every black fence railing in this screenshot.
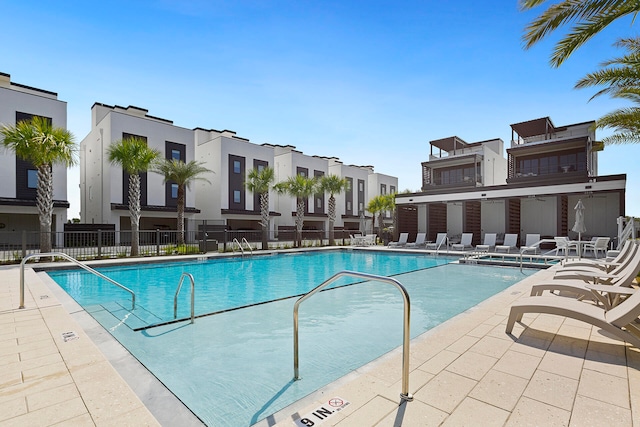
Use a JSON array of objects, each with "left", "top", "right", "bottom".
[{"left": 0, "top": 228, "right": 378, "bottom": 264}]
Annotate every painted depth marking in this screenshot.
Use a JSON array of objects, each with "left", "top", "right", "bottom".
[{"left": 294, "top": 397, "right": 350, "bottom": 427}]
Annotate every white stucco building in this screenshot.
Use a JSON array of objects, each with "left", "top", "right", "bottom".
[
  {"left": 80, "top": 104, "right": 398, "bottom": 240},
  {"left": 0, "top": 72, "right": 69, "bottom": 246}
]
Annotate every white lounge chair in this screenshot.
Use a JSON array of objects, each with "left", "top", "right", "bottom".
[
  {"left": 506, "top": 284, "right": 640, "bottom": 348},
  {"left": 496, "top": 234, "right": 519, "bottom": 253},
  {"left": 451, "top": 233, "right": 473, "bottom": 251},
  {"left": 388, "top": 232, "right": 409, "bottom": 248},
  {"left": 350, "top": 234, "right": 363, "bottom": 246},
  {"left": 425, "top": 233, "right": 448, "bottom": 251},
  {"left": 520, "top": 234, "right": 541, "bottom": 255},
  {"left": 529, "top": 243, "right": 640, "bottom": 306},
  {"left": 476, "top": 233, "right": 497, "bottom": 252},
  {"left": 406, "top": 232, "right": 427, "bottom": 248},
  {"left": 583, "top": 237, "right": 611, "bottom": 258},
  {"left": 562, "top": 240, "right": 634, "bottom": 273}
]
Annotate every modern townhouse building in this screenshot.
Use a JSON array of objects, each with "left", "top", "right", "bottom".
[
  {"left": 0, "top": 72, "right": 69, "bottom": 246},
  {"left": 327, "top": 158, "right": 371, "bottom": 231},
  {"left": 396, "top": 117, "right": 625, "bottom": 246},
  {"left": 80, "top": 104, "right": 398, "bottom": 242},
  {"left": 194, "top": 128, "right": 276, "bottom": 234},
  {"left": 368, "top": 170, "right": 399, "bottom": 227},
  {"left": 80, "top": 103, "right": 200, "bottom": 237},
  {"left": 270, "top": 145, "right": 330, "bottom": 236}
]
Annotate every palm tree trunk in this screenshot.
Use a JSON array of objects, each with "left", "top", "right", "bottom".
[
  {"left": 129, "top": 174, "right": 141, "bottom": 256},
  {"left": 177, "top": 184, "right": 185, "bottom": 246},
  {"left": 296, "top": 200, "right": 305, "bottom": 248},
  {"left": 37, "top": 164, "right": 53, "bottom": 253},
  {"left": 328, "top": 194, "right": 336, "bottom": 246},
  {"left": 260, "top": 192, "right": 269, "bottom": 250}
]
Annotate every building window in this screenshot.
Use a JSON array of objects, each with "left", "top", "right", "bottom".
[
  {"left": 234, "top": 190, "right": 241, "bottom": 204},
  {"left": 171, "top": 184, "right": 178, "bottom": 199},
  {"left": 171, "top": 149, "right": 181, "bottom": 160},
  {"left": 299, "top": 170, "right": 306, "bottom": 177},
  {"left": 359, "top": 202, "right": 364, "bottom": 212},
  {"left": 258, "top": 164, "right": 265, "bottom": 172},
  {"left": 316, "top": 198, "right": 322, "bottom": 208},
  {"left": 27, "top": 169, "right": 37, "bottom": 189},
  {"left": 381, "top": 184, "right": 387, "bottom": 195},
  {"left": 233, "top": 161, "right": 241, "bottom": 174},
  {"left": 359, "top": 182, "right": 364, "bottom": 192},
  {"left": 390, "top": 185, "right": 396, "bottom": 194},
  {"left": 347, "top": 201, "right": 352, "bottom": 210}
]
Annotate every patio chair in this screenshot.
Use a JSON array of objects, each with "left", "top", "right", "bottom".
[
  {"left": 520, "top": 234, "right": 541, "bottom": 255},
  {"left": 583, "top": 237, "right": 611, "bottom": 259},
  {"left": 451, "top": 233, "right": 473, "bottom": 251},
  {"left": 406, "top": 232, "right": 427, "bottom": 248},
  {"left": 550, "top": 236, "right": 572, "bottom": 256},
  {"left": 476, "top": 233, "right": 497, "bottom": 252},
  {"left": 388, "top": 232, "right": 409, "bottom": 248},
  {"left": 495, "top": 234, "right": 518, "bottom": 253},
  {"left": 350, "top": 234, "right": 363, "bottom": 246},
  {"left": 363, "top": 234, "right": 377, "bottom": 246},
  {"left": 425, "top": 233, "right": 448, "bottom": 251},
  {"left": 506, "top": 282, "right": 640, "bottom": 348}
]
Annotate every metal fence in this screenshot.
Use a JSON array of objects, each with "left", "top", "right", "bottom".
[{"left": 0, "top": 228, "right": 372, "bottom": 264}]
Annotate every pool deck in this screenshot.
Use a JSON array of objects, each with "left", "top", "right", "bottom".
[{"left": 1, "top": 249, "right": 639, "bottom": 426}]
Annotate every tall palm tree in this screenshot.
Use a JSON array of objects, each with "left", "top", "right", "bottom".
[
  {"left": 367, "top": 195, "right": 386, "bottom": 239},
  {"left": 520, "top": 0, "right": 639, "bottom": 67},
  {"left": 383, "top": 192, "right": 398, "bottom": 240},
  {"left": 245, "top": 166, "right": 275, "bottom": 249},
  {"left": 0, "top": 116, "right": 76, "bottom": 253},
  {"left": 274, "top": 175, "right": 318, "bottom": 247},
  {"left": 153, "top": 158, "right": 212, "bottom": 245},
  {"left": 107, "top": 137, "right": 159, "bottom": 256},
  {"left": 319, "top": 174, "right": 349, "bottom": 246},
  {"left": 575, "top": 37, "right": 640, "bottom": 144}
]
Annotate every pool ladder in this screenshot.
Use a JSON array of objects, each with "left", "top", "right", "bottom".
[
  {"left": 19, "top": 252, "right": 135, "bottom": 310},
  {"left": 173, "top": 273, "right": 195, "bottom": 324},
  {"left": 232, "top": 237, "right": 253, "bottom": 256},
  {"left": 293, "top": 270, "right": 414, "bottom": 402}
]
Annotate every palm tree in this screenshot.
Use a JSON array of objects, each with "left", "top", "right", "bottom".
[
  {"left": 574, "top": 37, "right": 640, "bottom": 144},
  {"left": 274, "top": 175, "right": 318, "bottom": 247},
  {"left": 153, "top": 159, "right": 212, "bottom": 246},
  {"left": 319, "top": 174, "right": 349, "bottom": 246},
  {"left": 0, "top": 116, "right": 76, "bottom": 253},
  {"left": 245, "top": 166, "right": 275, "bottom": 249},
  {"left": 383, "top": 192, "right": 398, "bottom": 240},
  {"left": 367, "top": 195, "right": 386, "bottom": 239},
  {"left": 520, "top": 0, "right": 639, "bottom": 67},
  {"left": 107, "top": 137, "right": 159, "bottom": 256}
]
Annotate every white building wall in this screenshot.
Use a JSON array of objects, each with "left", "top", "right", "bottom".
[
  {"left": 521, "top": 197, "right": 558, "bottom": 237},
  {"left": 0, "top": 74, "right": 69, "bottom": 236},
  {"left": 80, "top": 104, "right": 196, "bottom": 229},
  {"left": 446, "top": 202, "right": 463, "bottom": 237},
  {"left": 480, "top": 200, "right": 506, "bottom": 236}
]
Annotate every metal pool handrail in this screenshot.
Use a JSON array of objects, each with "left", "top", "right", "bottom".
[
  {"left": 293, "top": 270, "right": 414, "bottom": 402},
  {"left": 173, "top": 272, "right": 195, "bottom": 324},
  {"left": 19, "top": 252, "right": 135, "bottom": 310},
  {"left": 232, "top": 238, "right": 245, "bottom": 255},
  {"left": 241, "top": 237, "right": 253, "bottom": 255}
]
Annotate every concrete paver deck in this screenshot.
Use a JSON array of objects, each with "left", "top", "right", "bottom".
[{"left": 1, "top": 252, "right": 639, "bottom": 426}]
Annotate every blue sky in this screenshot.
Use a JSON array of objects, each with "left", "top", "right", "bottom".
[{"left": 2, "top": 0, "right": 638, "bottom": 218}]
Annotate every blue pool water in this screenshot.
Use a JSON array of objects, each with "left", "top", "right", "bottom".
[{"left": 47, "top": 250, "right": 534, "bottom": 426}]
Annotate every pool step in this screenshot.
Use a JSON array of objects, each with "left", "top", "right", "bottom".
[{"left": 91, "top": 301, "right": 165, "bottom": 330}]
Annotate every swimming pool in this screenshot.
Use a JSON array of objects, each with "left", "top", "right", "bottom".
[{"left": 47, "top": 250, "right": 534, "bottom": 426}]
